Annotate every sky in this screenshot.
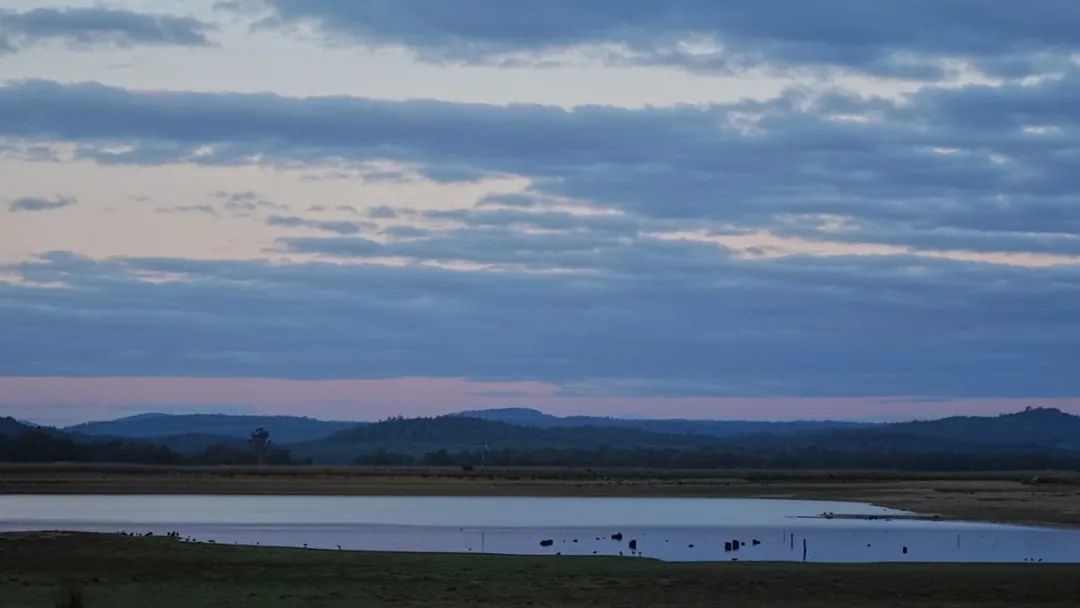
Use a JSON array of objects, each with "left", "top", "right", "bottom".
[{"left": 2, "top": 1, "right": 1080, "bottom": 426}]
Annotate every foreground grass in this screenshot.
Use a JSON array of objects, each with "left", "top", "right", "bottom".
[
  {"left": 3, "top": 464, "right": 1080, "bottom": 526},
  {"left": 2, "top": 533, "right": 1080, "bottom": 608}
]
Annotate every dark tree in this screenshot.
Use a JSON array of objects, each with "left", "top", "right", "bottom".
[{"left": 249, "top": 427, "right": 271, "bottom": 464}]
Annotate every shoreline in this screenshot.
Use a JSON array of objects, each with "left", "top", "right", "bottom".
[
  {"left": 2, "top": 465, "right": 1079, "bottom": 528},
  {"left": 6, "top": 518, "right": 1079, "bottom": 563}
]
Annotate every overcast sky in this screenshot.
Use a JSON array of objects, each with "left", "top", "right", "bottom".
[{"left": 2, "top": 1, "right": 1079, "bottom": 425}]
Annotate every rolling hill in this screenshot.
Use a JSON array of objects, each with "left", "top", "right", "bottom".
[
  {"left": 6, "top": 406, "right": 1078, "bottom": 470},
  {"left": 292, "top": 408, "right": 1080, "bottom": 467},
  {"left": 289, "top": 415, "right": 722, "bottom": 464},
  {"left": 455, "top": 407, "right": 874, "bottom": 436},
  {"left": 65, "top": 413, "right": 356, "bottom": 444},
  {"left": 0, "top": 417, "right": 38, "bottom": 438},
  {"left": 747, "top": 407, "right": 1080, "bottom": 454}
]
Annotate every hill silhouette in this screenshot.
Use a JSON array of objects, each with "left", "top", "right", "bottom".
[
  {"left": 66, "top": 413, "right": 355, "bottom": 444},
  {"left": 733, "top": 407, "right": 1080, "bottom": 453},
  {"left": 291, "top": 408, "right": 1080, "bottom": 468},
  {"left": 6, "top": 407, "right": 1080, "bottom": 470},
  {"left": 455, "top": 407, "right": 872, "bottom": 436},
  {"left": 0, "top": 416, "right": 37, "bottom": 438},
  {"left": 290, "top": 415, "right": 721, "bottom": 463}
]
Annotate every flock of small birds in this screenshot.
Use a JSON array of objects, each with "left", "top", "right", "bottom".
[
  {"left": 111, "top": 530, "right": 345, "bottom": 550},
  {"left": 114, "top": 530, "right": 201, "bottom": 543},
  {"left": 537, "top": 532, "right": 764, "bottom": 558}
]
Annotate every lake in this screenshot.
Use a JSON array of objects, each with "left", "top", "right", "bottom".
[{"left": 2, "top": 495, "right": 1078, "bottom": 563}]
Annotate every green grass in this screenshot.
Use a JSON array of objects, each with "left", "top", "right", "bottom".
[{"left": 2, "top": 532, "right": 1079, "bottom": 607}]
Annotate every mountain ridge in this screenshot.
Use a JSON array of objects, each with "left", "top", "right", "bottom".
[
  {"left": 65, "top": 413, "right": 356, "bottom": 444},
  {"left": 290, "top": 407, "right": 1080, "bottom": 466},
  {"left": 454, "top": 407, "right": 875, "bottom": 436},
  {"left": 7, "top": 406, "right": 1077, "bottom": 470}
]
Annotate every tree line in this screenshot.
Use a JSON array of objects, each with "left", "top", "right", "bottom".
[
  {"left": 354, "top": 445, "right": 1080, "bottom": 471},
  {"left": 0, "top": 427, "right": 303, "bottom": 465}
]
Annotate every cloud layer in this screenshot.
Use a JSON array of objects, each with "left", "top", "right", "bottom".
[
  {"left": 0, "top": 8, "right": 213, "bottom": 52},
  {"left": 253, "top": 0, "right": 1080, "bottom": 79},
  {"left": 2, "top": 76, "right": 1080, "bottom": 258},
  {"left": 2, "top": 3, "right": 1078, "bottom": 407},
  {"left": 2, "top": 249, "right": 1078, "bottom": 397},
  {"left": 8, "top": 194, "right": 76, "bottom": 212}
]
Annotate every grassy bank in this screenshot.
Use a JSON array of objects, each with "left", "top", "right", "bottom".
[
  {"left": 4, "top": 466, "right": 1080, "bottom": 605},
  {"left": 2, "top": 464, "right": 1079, "bottom": 526},
  {"left": 1, "top": 532, "right": 1078, "bottom": 607}
]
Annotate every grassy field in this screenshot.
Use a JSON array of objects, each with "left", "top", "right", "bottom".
[
  {"left": 2, "top": 464, "right": 1079, "bottom": 526},
  {"left": 1, "top": 532, "right": 1079, "bottom": 608}
]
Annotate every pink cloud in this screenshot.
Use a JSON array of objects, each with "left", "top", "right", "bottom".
[{"left": 2, "top": 377, "right": 1079, "bottom": 427}]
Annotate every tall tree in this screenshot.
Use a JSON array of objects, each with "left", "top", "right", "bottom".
[{"left": 249, "top": 427, "right": 270, "bottom": 465}]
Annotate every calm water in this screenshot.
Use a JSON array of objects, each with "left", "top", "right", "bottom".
[{"left": 2, "top": 495, "right": 1078, "bottom": 563}]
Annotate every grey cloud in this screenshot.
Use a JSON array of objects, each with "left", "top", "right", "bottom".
[
  {"left": 275, "top": 236, "right": 383, "bottom": 256},
  {"left": 361, "top": 169, "right": 411, "bottom": 183},
  {"left": 3, "top": 78, "right": 1080, "bottom": 258},
  {"left": 419, "top": 164, "right": 496, "bottom": 183},
  {"left": 367, "top": 205, "right": 397, "bottom": 219},
  {"left": 425, "top": 208, "right": 643, "bottom": 235},
  {"left": 281, "top": 229, "right": 728, "bottom": 274},
  {"left": 211, "top": 190, "right": 287, "bottom": 214},
  {"left": 8, "top": 195, "right": 76, "bottom": 212},
  {"left": 476, "top": 193, "right": 544, "bottom": 208},
  {"left": 157, "top": 204, "right": 217, "bottom": 215},
  {"left": 2, "top": 250, "right": 1078, "bottom": 398},
  {"left": 382, "top": 225, "right": 429, "bottom": 239},
  {"left": 777, "top": 221, "right": 1080, "bottom": 256},
  {"left": 250, "top": 0, "right": 1080, "bottom": 80},
  {"left": 316, "top": 220, "right": 374, "bottom": 235},
  {"left": 266, "top": 214, "right": 374, "bottom": 235},
  {"left": 267, "top": 215, "right": 306, "bottom": 227},
  {"left": 0, "top": 8, "right": 213, "bottom": 51}
]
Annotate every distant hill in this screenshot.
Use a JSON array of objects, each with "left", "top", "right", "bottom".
[
  {"left": 291, "top": 415, "right": 721, "bottom": 464},
  {"left": 454, "top": 407, "right": 873, "bottom": 436},
  {"left": 65, "top": 413, "right": 356, "bottom": 444},
  {"left": 2, "top": 419, "right": 303, "bottom": 465},
  {"left": 9, "top": 407, "right": 1078, "bottom": 470},
  {"left": 293, "top": 408, "right": 1080, "bottom": 468},
  {"left": 0, "top": 416, "right": 37, "bottom": 438},
  {"left": 1, "top": 417, "right": 181, "bottom": 465},
  {"left": 765, "top": 407, "right": 1080, "bottom": 454},
  {"left": 895, "top": 407, "right": 1080, "bottom": 451},
  {"left": 125, "top": 433, "right": 249, "bottom": 455}
]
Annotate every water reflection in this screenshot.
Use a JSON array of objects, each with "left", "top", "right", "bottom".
[{"left": 2, "top": 495, "right": 1078, "bottom": 563}]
